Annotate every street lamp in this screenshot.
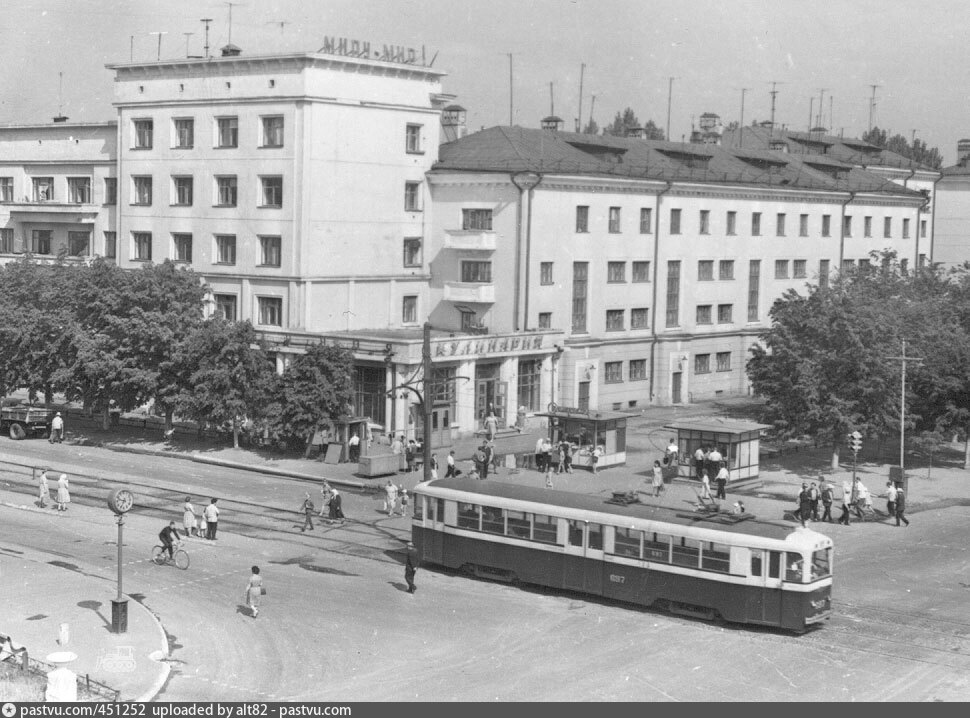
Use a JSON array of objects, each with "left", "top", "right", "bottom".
[{"left": 888, "top": 340, "right": 923, "bottom": 477}]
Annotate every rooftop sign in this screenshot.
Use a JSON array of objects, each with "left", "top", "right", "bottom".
[{"left": 318, "top": 36, "right": 430, "bottom": 66}]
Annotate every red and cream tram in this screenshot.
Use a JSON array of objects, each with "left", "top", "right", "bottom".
[{"left": 411, "top": 478, "right": 832, "bottom": 633}]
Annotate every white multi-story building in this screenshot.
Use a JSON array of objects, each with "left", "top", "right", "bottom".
[{"left": 930, "top": 139, "right": 970, "bottom": 268}]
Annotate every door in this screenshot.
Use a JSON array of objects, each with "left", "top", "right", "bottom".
[
  {"left": 422, "top": 497, "right": 445, "bottom": 564},
  {"left": 671, "top": 372, "right": 682, "bottom": 404},
  {"left": 747, "top": 549, "right": 783, "bottom": 624},
  {"left": 563, "top": 519, "right": 604, "bottom": 594},
  {"left": 430, "top": 406, "right": 452, "bottom": 448},
  {"left": 577, "top": 381, "right": 590, "bottom": 411}
]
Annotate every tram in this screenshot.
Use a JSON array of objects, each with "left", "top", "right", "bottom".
[{"left": 411, "top": 478, "right": 832, "bottom": 633}]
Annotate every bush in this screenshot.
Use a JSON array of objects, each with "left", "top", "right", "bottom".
[{"left": 0, "top": 660, "right": 45, "bottom": 701}]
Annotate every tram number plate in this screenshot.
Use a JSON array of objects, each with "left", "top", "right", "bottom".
[{"left": 609, "top": 574, "right": 625, "bottom": 584}]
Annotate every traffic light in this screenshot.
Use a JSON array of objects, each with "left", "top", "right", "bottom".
[{"left": 848, "top": 431, "right": 863, "bottom": 453}]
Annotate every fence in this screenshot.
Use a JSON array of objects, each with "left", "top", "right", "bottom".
[{"left": 0, "top": 633, "right": 120, "bottom": 702}]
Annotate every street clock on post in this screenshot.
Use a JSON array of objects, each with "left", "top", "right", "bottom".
[{"left": 107, "top": 488, "right": 134, "bottom": 515}]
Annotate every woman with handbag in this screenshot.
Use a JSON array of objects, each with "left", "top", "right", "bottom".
[{"left": 246, "top": 566, "right": 264, "bottom": 618}]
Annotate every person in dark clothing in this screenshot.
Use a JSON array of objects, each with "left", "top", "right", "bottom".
[
  {"left": 797, "top": 483, "right": 812, "bottom": 528},
  {"left": 809, "top": 482, "right": 820, "bottom": 522},
  {"left": 895, "top": 486, "right": 910, "bottom": 526},
  {"left": 159, "top": 521, "right": 181, "bottom": 560},
  {"left": 838, "top": 481, "right": 852, "bottom": 526},
  {"left": 404, "top": 552, "right": 418, "bottom": 594},
  {"left": 300, "top": 492, "right": 315, "bottom": 532},
  {"left": 820, "top": 480, "right": 835, "bottom": 523},
  {"left": 328, "top": 489, "right": 345, "bottom": 523}
]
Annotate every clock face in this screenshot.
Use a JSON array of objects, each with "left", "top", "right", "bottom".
[{"left": 108, "top": 488, "right": 134, "bottom": 514}]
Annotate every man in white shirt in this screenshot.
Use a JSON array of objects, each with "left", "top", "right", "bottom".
[
  {"left": 445, "top": 450, "right": 457, "bottom": 478},
  {"left": 203, "top": 499, "right": 220, "bottom": 540},
  {"left": 49, "top": 412, "right": 64, "bottom": 443},
  {"left": 693, "top": 446, "right": 706, "bottom": 480},
  {"left": 707, "top": 446, "right": 723, "bottom": 474},
  {"left": 348, "top": 432, "right": 361, "bottom": 462},
  {"left": 715, "top": 465, "right": 730, "bottom": 499},
  {"left": 535, "top": 437, "right": 546, "bottom": 473}
]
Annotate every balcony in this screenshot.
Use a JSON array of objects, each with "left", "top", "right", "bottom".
[
  {"left": 443, "top": 229, "right": 496, "bottom": 251},
  {"left": 444, "top": 281, "right": 496, "bottom": 304},
  {"left": 4, "top": 198, "right": 98, "bottom": 220}
]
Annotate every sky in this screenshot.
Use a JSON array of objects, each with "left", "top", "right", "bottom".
[{"left": 2, "top": 0, "right": 970, "bottom": 164}]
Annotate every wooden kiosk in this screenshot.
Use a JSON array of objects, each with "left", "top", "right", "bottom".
[
  {"left": 663, "top": 418, "right": 770, "bottom": 483},
  {"left": 536, "top": 404, "right": 627, "bottom": 470}
]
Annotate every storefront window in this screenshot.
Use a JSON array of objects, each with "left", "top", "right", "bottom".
[
  {"left": 353, "top": 365, "right": 386, "bottom": 426},
  {"left": 517, "top": 359, "right": 541, "bottom": 411}
]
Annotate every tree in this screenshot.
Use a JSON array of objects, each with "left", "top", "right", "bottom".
[
  {"left": 274, "top": 343, "right": 356, "bottom": 457},
  {"left": 602, "top": 108, "right": 665, "bottom": 139},
  {"left": 862, "top": 126, "right": 943, "bottom": 170},
  {"left": 581, "top": 117, "right": 599, "bottom": 135}
]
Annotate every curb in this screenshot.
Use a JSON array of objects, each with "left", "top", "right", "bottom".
[{"left": 132, "top": 596, "right": 172, "bottom": 703}]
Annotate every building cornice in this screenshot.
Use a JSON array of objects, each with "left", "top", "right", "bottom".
[{"left": 112, "top": 95, "right": 443, "bottom": 117}]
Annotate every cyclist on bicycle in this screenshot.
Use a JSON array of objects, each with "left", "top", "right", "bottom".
[{"left": 159, "top": 521, "right": 181, "bottom": 561}]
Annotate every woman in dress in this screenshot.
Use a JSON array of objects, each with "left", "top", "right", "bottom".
[
  {"left": 700, "top": 469, "right": 712, "bottom": 501},
  {"left": 652, "top": 460, "right": 665, "bottom": 497},
  {"left": 246, "top": 566, "right": 263, "bottom": 618},
  {"left": 182, "top": 496, "right": 197, "bottom": 537},
  {"left": 56, "top": 473, "right": 71, "bottom": 511}
]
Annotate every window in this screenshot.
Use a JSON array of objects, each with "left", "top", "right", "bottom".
[
  {"left": 900, "top": 258, "right": 909, "bottom": 274},
  {"left": 104, "top": 178, "right": 117, "bottom": 205},
  {"left": 171, "top": 233, "right": 192, "bottom": 262},
  {"left": 702, "top": 542, "right": 731, "bottom": 573},
  {"left": 404, "top": 181, "right": 422, "bottom": 211},
  {"left": 216, "top": 176, "right": 237, "bottom": 207},
  {"left": 748, "top": 260, "right": 760, "bottom": 322},
  {"left": 33, "top": 177, "right": 53, "bottom": 202},
  {"left": 639, "top": 207, "right": 652, "bottom": 234},
  {"left": 174, "top": 118, "right": 194, "bottom": 148},
  {"left": 665, "top": 261, "right": 680, "bottom": 328},
  {"left": 902, "top": 218, "right": 910, "bottom": 238},
  {"left": 726, "top": 211, "right": 736, "bottom": 235},
  {"left": 538, "top": 312, "right": 552, "bottom": 329},
  {"left": 672, "top": 537, "right": 701, "bottom": 568},
  {"left": 261, "top": 116, "right": 283, "bottom": 147},
  {"left": 921, "top": 219, "right": 927, "bottom": 238},
  {"left": 613, "top": 527, "right": 642, "bottom": 558},
  {"left": 533, "top": 514, "right": 558, "bottom": 544},
  {"left": 629, "top": 359, "right": 647, "bottom": 381},
  {"left": 608, "top": 207, "right": 621, "bottom": 233},
  {"left": 819, "top": 259, "right": 830, "bottom": 289},
  {"left": 699, "top": 210, "right": 710, "bottom": 234},
  {"left": 172, "top": 176, "right": 193, "bottom": 206},
  {"left": 461, "top": 261, "right": 492, "bottom": 283},
  {"left": 697, "top": 260, "right": 714, "bottom": 281},
  {"left": 605, "top": 361, "right": 623, "bottom": 383},
  {"left": 462, "top": 208, "right": 492, "bottom": 230},
  {"left": 572, "top": 262, "right": 588, "bottom": 333},
  {"left": 215, "top": 234, "right": 236, "bottom": 265},
  {"left": 576, "top": 206, "right": 589, "bottom": 233},
  {"left": 133, "top": 119, "right": 153, "bottom": 149},
  {"left": 775, "top": 259, "right": 789, "bottom": 279},
  {"left": 632, "top": 261, "right": 650, "bottom": 282},
  {"left": 719, "top": 260, "right": 734, "bottom": 280},
  {"left": 607, "top": 261, "right": 625, "bottom": 283},
  {"left": 68, "top": 231, "right": 89, "bottom": 257},
  {"left": 606, "top": 309, "right": 624, "bottom": 331},
  {"left": 402, "top": 296, "right": 417, "bottom": 324},
  {"left": 631, "top": 307, "right": 649, "bottom": 329},
  {"left": 696, "top": 305, "right": 712, "bottom": 324},
  {"left": 68, "top": 177, "right": 91, "bottom": 203},
  {"left": 133, "top": 176, "right": 152, "bottom": 205},
  {"left": 214, "top": 294, "right": 237, "bottom": 321},
  {"left": 259, "top": 235, "right": 281, "bottom": 267},
  {"left": 717, "top": 304, "right": 733, "bottom": 323},
  {"left": 30, "top": 229, "right": 51, "bottom": 254},
  {"left": 864, "top": 216, "right": 872, "bottom": 238},
  {"left": 793, "top": 259, "right": 807, "bottom": 278},
  {"left": 694, "top": 354, "right": 711, "bottom": 374},
  {"left": 884, "top": 216, "right": 892, "bottom": 238},
  {"left": 776, "top": 213, "right": 786, "bottom": 236},
  {"left": 517, "top": 359, "right": 541, "bottom": 411},
  {"left": 0, "top": 227, "right": 13, "bottom": 253},
  {"left": 103, "top": 231, "right": 116, "bottom": 259},
  {"left": 822, "top": 214, "right": 831, "bottom": 237},
  {"left": 405, "top": 124, "right": 422, "bottom": 153},
  {"left": 258, "top": 297, "right": 283, "bottom": 327},
  {"left": 843, "top": 215, "right": 852, "bottom": 237},
  {"left": 670, "top": 208, "right": 681, "bottom": 235},
  {"left": 918, "top": 253, "right": 927, "bottom": 268},
  {"left": 751, "top": 212, "right": 761, "bottom": 236},
  {"left": 716, "top": 352, "right": 731, "bottom": 372},
  {"left": 540, "top": 262, "right": 553, "bottom": 285},
  {"left": 132, "top": 231, "right": 152, "bottom": 261},
  {"left": 841, "top": 259, "right": 855, "bottom": 272},
  {"left": 260, "top": 176, "right": 283, "bottom": 207},
  {"left": 799, "top": 214, "right": 808, "bottom": 237},
  {"left": 403, "top": 238, "right": 422, "bottom": 267},
  {"left": 0, "top": 177, "right": 12, "bottom": 202},
  {"left": 216, "top": 117, "right": 238, "bottom": 148}
]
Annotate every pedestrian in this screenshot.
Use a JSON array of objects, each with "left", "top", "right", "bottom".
[
  {"left": 544, "top": 469, "right": 554, "bottom": 489},
  {"left": 348, "top": 432, "right": 361, "bottom": 463},
  {"left": 400, "top": 489, "right": 409, "bottom": 516},
  {"left": 38, "top": 470, "right": 50, "bottom": 509},
  {"left": 383, "top": 480, "right": 398, "bottom": 515},
  {"left": 591, "top": 445, "right": 603, "bottom": 474},
  {"left": 700, "top": 469, "right": 712, "bottom": 501},
  {"left": 486, "top": 439, "right": 499, "bottom": 475},
  {"left": 49, "top": 412, "right": 64, "bottom": 444},
  {"left": 328, "top": 488, "right": 345, "bottom": 523},
  {"left": 542, "top": 438, "right": 554, "bottom": 475},
  {"left": 693, "top": 445, "right": 706, "bottom": 480},
  {"left": 884, "top": 481, "right": 898, "bottom": 521},
  {"left": 391, "top": 434, "right": 404, "bottom": 456},
  {"left": 204, "top": 498, "right": 220, "bottom": 540},
  {"left": 715, "top": 464, "right": 729, "bottom": 500},
  {"left": 820, "top": 479, "right": 835, "bottom": 523},
  {"left": 404, "top": 550, "right": 418, "bottom": 594},
  {"left": 895, "top": 485, "right": 910, "bottom": 526},
  {"left": 483, "top": 411, "right": 499, "bottom": 441},
  {"left": 733, "top": 500, "right": 745, "bottom": 515},
  {"left": 651, "top": 460, "right": 665, "bottom": 497},
  {"left": 563, "top": 441, "right": 574, "bottom": 473},
  {"left": 707, "top": 446, "right": 723, "bottom": 475},
  {"left": 246, "top": 566, "right": 263, "bottom": 618},
  {"left": 183, "top": 496, "right": 197, "bottom": 537},
  {"left": 445, "top": 449, "right": 458, "bottom": 478},
  {"left": 56, "top": 473, "right": 70, "bottom": 511},
  {"left": 405, "top": 440, "right": 416, "bottom": 473},
  {"left": 556, "top": 442, "right": 567, "bottom": 474},
  {"left": 318, "top": 480, "right": 332, "bottom": 517},
  {"left": 430, "top": 453, "right": 439, "bottom": 480},
  {"left": 535, "top": 436, "right": 546, "bottom": 473},
  {"left": 797, "top": 483, "right": 812, "bottom": 528},
  {"left": 664, "top": 437, "right": 679, "bottom": 466},
  {"left": 474, "top": 443, "right": 488, "bottom": 479},
  {"left": 838, "top": 481, "right": 852, "bottom": 526},
  {"left": 809, "top": 482, "right": 820, "bottom": 522},
  {"left": 198, "top": 510, "right": 207, "bottom": 538},
  {"left": 300, "top": 492, "right": 315, "bottom": 532}
]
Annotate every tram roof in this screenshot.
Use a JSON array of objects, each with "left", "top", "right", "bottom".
[{"left": 419, "top": 478, "right": 812, "bottom": 542}]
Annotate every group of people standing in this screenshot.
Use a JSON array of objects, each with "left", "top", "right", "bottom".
[
  {"left": 182, "top": 497, "right": 221, "bottom": 539},
  {"left": 37, "top": 470, "right": 70, "bottom": 511},
  {"left": 795, "top": 476, "right": 911, "bottom": 528}
]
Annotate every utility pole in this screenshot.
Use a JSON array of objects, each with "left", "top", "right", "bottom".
[
  {"left": 738, "top": 88, "right": 749, "bottom": 148},
  {"left": 149, "top": 31, "right": 167, "bottom": 61},
  {"left": 888, "top": 340, "right": 924, "bottom": 474},
  {"left": 767, "top": 81, "right": 782, "bottom": 135},
  {"left": 422, "top": 322, "right": 433, "bottom": 483},
  {"left": 577, "top": 63, "right": 585, "bottom": 133},
  {"left": 666, "top": 77, "right": 675, "bottom": 141},
  {"left": 201, "top": 18, "right": 213, "bottom": 58},
  {"left": 508, "top": 54, "right": 514, "bottom": 126},
  {"left": 225, "top": 2, "right": 239, "bottom": 45},
  {"left": 808, "top": 97, "right": 814, "bottom": 133}
]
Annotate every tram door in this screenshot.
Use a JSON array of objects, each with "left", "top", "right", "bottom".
[
  {"left": 746, "top": 549, "right": 783, "bottom": 624},
  {"left": 563, "top": 520, "right": 603, "bottom": 594},
  {"left": 421, "top": 497, "right": 446, "bottom": 564}
]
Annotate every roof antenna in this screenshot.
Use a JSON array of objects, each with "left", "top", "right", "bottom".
[
  {"left": 268, "top": 20, "right": 289, "bottom": 37},
  {"left": 577, "top": 63, "right": 585, "bottom": 133},
  {"left": 549, "top": 81, "right": 554, "bottom": 116},
  {"left": 148, "top": 31, "right": 167, "bottom": 61},
  {"left": 183, "top": 32, "right": 194, "bottom": 58},
  {"left": 225, "top": 2, "right": 240, "bottom": 46},
  {"left": 53, "top": 71, "right": 68, "bottom": 122},
  {"left": 201, "top": 18, "right": 213, "bottom": 58}
]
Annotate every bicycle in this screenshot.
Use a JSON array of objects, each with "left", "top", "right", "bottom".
[{"left": 151, "top": 542, "right": 190, "bottom": 570}]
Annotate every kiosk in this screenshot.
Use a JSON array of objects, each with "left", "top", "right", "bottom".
[
  {"left": 536, "top": 404, "right": 627, "bottom": 471},
  {"left": 664, "top": 418, "right": 770, "bottom": 483}
]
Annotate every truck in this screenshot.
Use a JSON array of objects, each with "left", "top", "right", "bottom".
[{"left": 0, "top": 405, "right": 52, "bottom": 440}]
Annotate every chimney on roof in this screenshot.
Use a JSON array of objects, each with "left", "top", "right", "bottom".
[
  {"left": 52, "top": 115, "right": 68, "bottom": 123},
  {"left": 441, "top": 104, "right": 467, "bottom": 144},
  {"left": 541, "top": 115, "right": 563, "bottom": 132},
  {"left": 221, "top": 43, "right": 241, "bottom": 57},
  {"left": 958, "top": 139, "right": 970, "bottom": 165},
  {"left": 690, "top": 112, "right": 722, "bottom": 145}
]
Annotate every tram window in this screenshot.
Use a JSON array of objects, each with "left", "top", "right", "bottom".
[
  {"left": 588, "top": 523, "right": 603, "bottom": 550},
  {"left": 482, "top": 506, "right": 504, "bottom": 534},
  {"left": 671, "top": 537, "right": 700, "bottom": 568},
  {"left": 457, "top": 502, "right": 479, "bottom": 530},
  {"left": 435, "top": 498, "right": 444, "bottom": 522},
  {"left": 613, "top": 527, "right": 642, "bottom": 558},
  {"left": 785, "top": 554, "right": 805, "bottom": 583},
  {"left": 533, "top": 514, "right": 558, "bottom": 544},
  {"left": 701, "top": 542, "right": 730, "bottom": 573},
  {"left": 811, "top": 549, "right": 831, "bottom": 579},
  {"left": 768, "top": 551, "right": 781, "bottom": 579},
  {"left": 567, "top": 520, "right": 584, "bottom": 547},
  {"left": 644, "top": 533, "right": 672, "bottom": 562},
  {"left": 506, "top": 510, "right": 530, "bottom": 539},
  {"left": 413, "top": 496, "right": 424, "bottom": 521},
  {"left": 750, "top": 551, "right": 763, "bottom": 577}
]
